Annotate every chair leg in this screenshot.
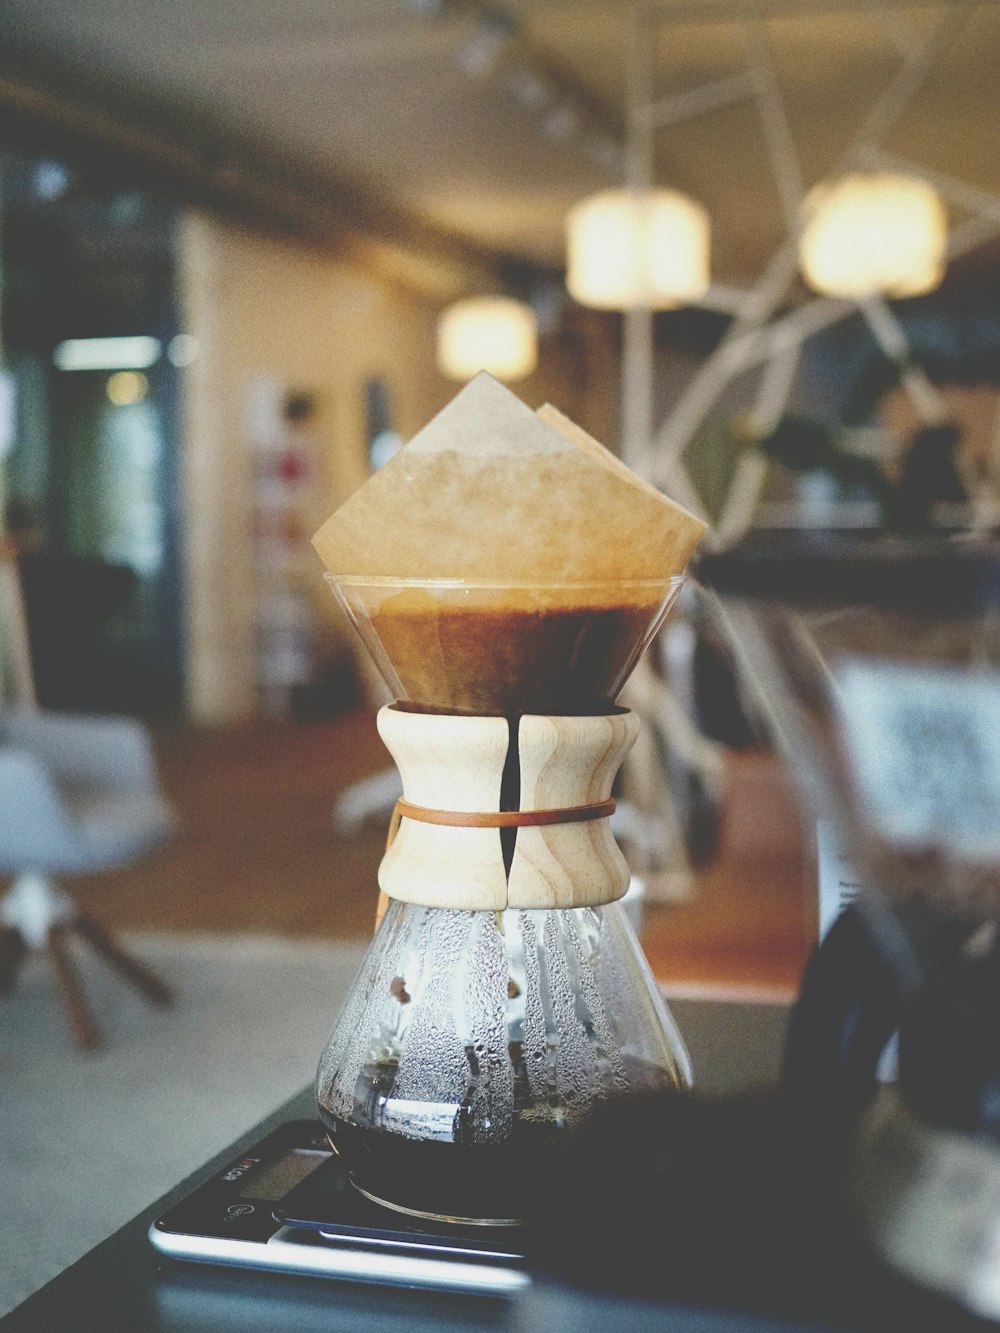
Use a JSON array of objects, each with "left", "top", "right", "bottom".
[
  {"left": 74, "top": 912, "right": 173, "bottom": 1008},
  {"left": 0, "top": 924, "right": 26, "bottom": 995},
  {"left": 1, "top": 876, "right": 173, "bottom": 1044},
  {"left": 48, "top": 925, "right": 102, "bottom": 1051}
]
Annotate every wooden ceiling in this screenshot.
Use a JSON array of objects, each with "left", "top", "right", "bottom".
[{"left": 1, "top": 0, "right": 997, "bottom": 296}]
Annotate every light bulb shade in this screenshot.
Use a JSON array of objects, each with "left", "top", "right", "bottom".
[
  {"left": 436, "top": 297, "right": 538, "bottom": 382},
  {"left": 799, "top": 171, "right": 947, "bottom": 299},
  {"left": 565, "top": 188, "right": 710, "bottom": 310}
]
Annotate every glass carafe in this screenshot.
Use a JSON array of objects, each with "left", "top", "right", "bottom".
[
  {"left": 317, "top": 899, "right": 688, "bottom": 1224},
  {"left": 316, "top": 575, "right": 691, "bottom": 1225}
]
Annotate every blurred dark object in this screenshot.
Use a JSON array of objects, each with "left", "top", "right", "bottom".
[
  {"left": 782, "top": 906, "right": 901, "bottom": 1138},
  {"left": 889, "top": 423, "right": 968, "bottom": 530},
  {"left": 758, "top": 416, "right": 891, "bottom": 507},
  {"left": 17, "top": 552, "right": 136, "bottom": 712},
  {"left": 532, "top": 1091, "right": 834, "bottom": 1320},
  {"left": 682, "top": 766, "right": 722, "bottom": 868},
  {"left": 0, "top": 923, "right": 27, "bottom": 994},
  {"left": 692, "top": 620, "right": 764, "bottom": 750},
  {"left": 527, "top": 1088, "right": 995, "bottom": 1331},
  {"left": 842, "top": 349, "right": 1000, "bottom": 433},
  {"left": 290, "top": 652, "right": 364, "bottom": 721},
  {"left": 757, "top": 414, "right": 975, "bottom": 534},
  {"left": 283, "top": 390, "right": 317, "bottom": 423},
  {"left": 696, "top": 526, "right": 1000, "bottom": 610}
]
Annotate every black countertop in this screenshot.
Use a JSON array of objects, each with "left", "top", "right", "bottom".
[{"left": 2, "top": 999, "right": 790, "bottom": 1333}]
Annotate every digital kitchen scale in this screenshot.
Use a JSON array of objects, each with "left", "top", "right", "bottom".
[{"left": 149, "top": 1119, "right": 528, "bottom": 1296}]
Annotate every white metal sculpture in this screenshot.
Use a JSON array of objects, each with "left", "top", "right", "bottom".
[{"left": 620, "top": 1, "right": 998, "bottom": 542}]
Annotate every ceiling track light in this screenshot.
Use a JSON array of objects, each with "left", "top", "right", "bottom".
[
  {"left": 540, "top": 104, "right": 578, "bottom": 142},
  {"left": 455, "top": 10, "right": 515, "bottom": 76},
  {"left": 505, "top": 66, "right": 555, "bottom": 112},
  {"left": 406, "top": 0, "right": 623, "bottom": 169}
]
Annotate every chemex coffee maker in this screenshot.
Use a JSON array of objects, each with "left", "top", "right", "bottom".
[
  {"left": 700, "top": 531, "right": 1000, "bottom": 1324},
  {"left": 310, "top": 373, "right": 705, "bottom": 1227}
]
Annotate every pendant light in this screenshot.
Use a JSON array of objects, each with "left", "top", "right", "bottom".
[
  {"left": 799, "top": 171, "right": 947, "bottom": 299},
  {"left": 565, "top": 188, "right": 710, "bottom": 310},
  {"left": 436, "top": 296, "right": 538, "bottom": 382}
]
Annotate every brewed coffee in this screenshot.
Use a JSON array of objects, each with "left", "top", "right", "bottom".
[
  {"left": 316, "top": 904, "right": 689, "bottom": 1224},
  {"left": 321, "top": 1050, "right": 667, "bottom": 1224},
  {"left": 330, "top": 579, "right": 680, "bottom": 715},
  {"left": 368, "top": 600, "right": 664, "bottom": 715}
]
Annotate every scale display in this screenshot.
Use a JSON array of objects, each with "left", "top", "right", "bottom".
[{"left": 149, "top": 1119, "right": 528, "bottom": 1295}]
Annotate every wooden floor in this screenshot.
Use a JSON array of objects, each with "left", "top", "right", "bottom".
[
  {"left": 641, "top": 750, "right": 815, "bottom": 996},
  {"left": 70, "top": 709, "right": 816, "bottom": 997}
]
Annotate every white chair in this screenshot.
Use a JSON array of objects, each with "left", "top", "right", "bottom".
[
  {"left": 0, "top": 709, "right": 178, "bottom": 1050},
  {"left": 0, "top": 706, "right": 178, "bottom": 1048},
  {"left": 0, "top": 539, "right": 178, "bottom": 1047}
]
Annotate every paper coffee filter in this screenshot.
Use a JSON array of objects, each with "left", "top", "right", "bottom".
[{"left": 312, "top": 372, "right": 706, "bottom": 589}]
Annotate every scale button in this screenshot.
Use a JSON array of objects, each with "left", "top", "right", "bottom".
[{"left": 225, "top": 1204, "right": 256, "bottom": 1219}]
